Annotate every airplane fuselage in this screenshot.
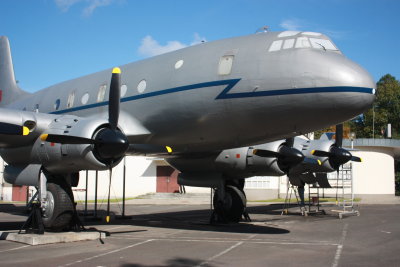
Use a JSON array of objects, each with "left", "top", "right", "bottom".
[{"left": 7, "top": 31, "right": 375, "bottom": 153}]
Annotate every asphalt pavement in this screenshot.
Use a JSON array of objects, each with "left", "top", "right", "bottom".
[{"left": 0, "top": 198, "right": 399, "bottom": 266}]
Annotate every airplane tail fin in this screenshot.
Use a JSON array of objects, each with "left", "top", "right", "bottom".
[{"left": 0, "top": 36, "right": 28, "bottom": 107}]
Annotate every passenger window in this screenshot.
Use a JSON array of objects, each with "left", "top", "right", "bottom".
[
  {"left": 218, "top": 55, "right": 234, "bottom": 75},
  {"left": 67, "top": 91, "right": 75, "bottom": 108},
  {"left": 54, "top": 99, "right": 61, "bottom": 110},
  {"left": 97, "top": 84, "right": 107, "bottom": 102}
]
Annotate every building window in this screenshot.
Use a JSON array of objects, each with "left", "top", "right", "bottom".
[{"left": 244, "top": 176, "right": 271, "bottom": 189}]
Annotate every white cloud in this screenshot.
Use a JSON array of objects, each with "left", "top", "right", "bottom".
[
  {"left": 55, "top": 0, "right": 115, "bottom": 16},
  {"left": 138, "top": 33, "right": 207, "bottom": 57},
  {"left": 55, "top": 0, "right": 83, "bottom": 12},
  {"left": 83, "top": 0, "right": 113, "bottom": 16},
  {"left": 280, "top": 19, "right": 304, "bottom": 31}
]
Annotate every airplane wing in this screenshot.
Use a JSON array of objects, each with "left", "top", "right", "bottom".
[{"left": 0, "top": 107, "right": 151, "bottom": 149}]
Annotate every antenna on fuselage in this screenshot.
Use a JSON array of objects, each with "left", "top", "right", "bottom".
[{"left": 255, "top": 26, "right": 269, "bottom": 33}]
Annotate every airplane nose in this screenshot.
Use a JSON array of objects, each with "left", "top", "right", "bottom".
[
  {"left": 329, "top": 57, "right": 376, "bottom": 93},
  {"left": 322, "top": 54, "right": 375, "bottom": 111}
]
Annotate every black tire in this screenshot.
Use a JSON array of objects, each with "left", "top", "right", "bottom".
[
  {"left": 42, "top": 182, "right": 74, "bottom": 231},
  {"left": 213, "top": 185, "right": 246, "bottom": 223}
]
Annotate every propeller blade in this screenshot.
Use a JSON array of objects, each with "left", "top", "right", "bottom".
[
  {"left": 285, "top": 137, "right": 294, "bottom": 147},
  {"left": 0, "top": 122, "right": 29, "bottom": 136},
  {"left": 311, "top": 150, "right": 331, "bottom": 157},
  {"left": 254, "top": 146, "right": 304, "bottom": 165},
  {"left": 335, "top": 124, "right": 343, "bottom": 147},
  {"left": 106, "top": 167, "right": 112, "bottom": 223},
  {"left": 253, "top": 149, "right": 279, "bottom": 158},
  {"left": 351, "top": 156, "right": 362, "bottom": 162},
  {"left": 109, "top": 67, "right": 121, "bottom": 130},
  {"left": 279, "top": 146, "right": 304, "bottom": 165},
  {"left": 40, "top": 134, "right": 97, "bottom": 144},
  {"left": 303, "top": 157, "right": 322, "bottom": 166}
]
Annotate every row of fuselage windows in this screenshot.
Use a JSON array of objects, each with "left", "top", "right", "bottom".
[{"left": 38, "top": 55, "right": 235, "bottom": 111}]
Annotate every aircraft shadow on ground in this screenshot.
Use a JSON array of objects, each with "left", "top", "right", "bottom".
[
  {"left": 80, "top": 206, "right": 290, "bottom": 235},
  {"left": 0, "top": 203, "right": 340, "bottom": 233}
]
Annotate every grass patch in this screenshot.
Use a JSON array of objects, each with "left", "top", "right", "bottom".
[
  {"left": 76, "top": 197, "right": 140, "bottom": 204},
  {"left": 249, "top": 197, "right": 361, "bottom": 203}
]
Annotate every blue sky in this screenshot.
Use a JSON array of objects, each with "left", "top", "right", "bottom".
[{"left": 0, "top": 0, "right": 399, "bottom": 93}]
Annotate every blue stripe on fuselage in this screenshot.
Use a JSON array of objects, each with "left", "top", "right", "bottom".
[{"left": 50, "top": 79, "right": 373, "bottom": 114}]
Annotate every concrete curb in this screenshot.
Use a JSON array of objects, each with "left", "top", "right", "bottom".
[{"left": 0, "top": 231, "right": 106, "bottom": 245}]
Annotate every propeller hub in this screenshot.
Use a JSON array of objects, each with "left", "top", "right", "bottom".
[
  {"left": 94, "top": 128, "right": 129, "bottom": 163},
  {"left": 329, "top": 146, "right": 352, "bottom": 168},
  {"left": 278, "top": 146, "right": 305, "bottom": 170}
]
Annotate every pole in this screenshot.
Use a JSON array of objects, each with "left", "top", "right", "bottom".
[
  {"left": 94, "top": 170, "right": 98, "bottom": 218},
  {"left": 122, "top": 157, "right": 126, "bottom": 217},
  {"left": 372, "top": 105, "right": 375, "bottom": 139},
  {"left": 84, "top": 170, "right": 88, "bottom": 216}
]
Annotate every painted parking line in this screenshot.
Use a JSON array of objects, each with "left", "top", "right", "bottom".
[{"left": 59, "top": 239, "right": 154, "bottom": 267}]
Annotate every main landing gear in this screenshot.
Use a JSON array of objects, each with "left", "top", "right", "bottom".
[
  {"left": 210, "top": 180, "right": 250, "bottom": 223},
  {"left": 25, "top": 172, "right": 77, "bottom": 232}
]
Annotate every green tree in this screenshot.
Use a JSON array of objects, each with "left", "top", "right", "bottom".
[{"left": 349, "top": 74, "right": 400, "bottom": 138}]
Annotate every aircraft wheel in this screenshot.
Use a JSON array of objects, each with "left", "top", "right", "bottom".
[
  {"left": 213, "top": 185, "right": 246, "bottom": 223},
  {"left": 42, "top": 182, "right": 74, "bottom": 231}
]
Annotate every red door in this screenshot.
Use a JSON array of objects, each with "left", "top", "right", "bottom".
[
  {"left": 156, "top": 166, "right": 180, "bottom": 193},
  {"left": 12, "top": 185, "right": 27, "bottom": 201}
]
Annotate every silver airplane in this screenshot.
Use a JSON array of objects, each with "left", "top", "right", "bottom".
[{"left": 0, "top": 30, "right": 375, "bottom": 229}]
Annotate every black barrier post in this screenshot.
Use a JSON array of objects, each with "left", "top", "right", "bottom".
[
  {"left": 94, "top": 170, "right": 98, "bottom": 218},
  {"left": 122, "top": 157, "right": 126, "bottom": 217},
  {"left": 84, "top": 170, "right": 88, "bottom": 216}
]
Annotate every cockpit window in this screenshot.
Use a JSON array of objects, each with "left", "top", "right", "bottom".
[
  {"left": 268, "top": 40, "right": 283, "bottom": 52},
  {"left": 295, "top": 37, "right": 311, "bottom": 48},
  {"left": 309, "top": 38, "right": 337, "bottom": 51},
  {"left": 268, "top": 32, "right": 340, "bottom": 52},
  {"left": 282, "top": 39, "right": 295, "bottom": 49}
]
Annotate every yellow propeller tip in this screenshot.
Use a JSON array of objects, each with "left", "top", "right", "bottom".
[
  {"left": 22, "top": 126, "right": 30, "bottom": 136},
  {"left": 166, "top": 146, "right": 173, "bottom": 154},
  {"left": 40, "top": 134, "right": 48, "bottom": 141},
  {"left": 253, "top": 149, "right": 258, "bottom": 155},
  {"left": 360, "top": 158, "right": 363, "bottom": 162},
  {"left": 311, "top": 150, "right": 315, "bottom": 155},
  {"left": 317, "top": 159, "right": 322, "bottom": 166},
  {"left": 106, "top": 216, "right": 110, "bottom": 223},
  {"left": 112, "top": 67, "right": 121, "bottom": 74}
]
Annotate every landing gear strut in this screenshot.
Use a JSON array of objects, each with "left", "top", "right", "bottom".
[
  {"left": 37, "top": 172, "right": 74, "bottom": 231},
  {"left": 211, "top": 185, "right": 247, "bottom": 223}
]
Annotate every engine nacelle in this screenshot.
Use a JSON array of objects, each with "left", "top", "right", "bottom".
[
  {"left": 291, "top": 137, "right": 339, "bottom": 174},
  {"left": 167, "top": 140, "right": 289, "bottom": 181},
  {"left": 0, "top": 115, "right": 120, "bottom": 174}
]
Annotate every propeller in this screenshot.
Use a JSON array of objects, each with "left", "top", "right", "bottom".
[
  {"left": 40, "top": 67, "right": 129, "bottom": 164},
  {"left": 311, "top": 124, "right": 362, "bottom": 170},
  {"left": 41, "top": 67, "right": 129, "bottom": 223},
  {"left": 0, "top": 122, "right": 30, "bottom": 136},
  {"left": 253, "top": 138, "right": 305, "bottom": 170}
]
